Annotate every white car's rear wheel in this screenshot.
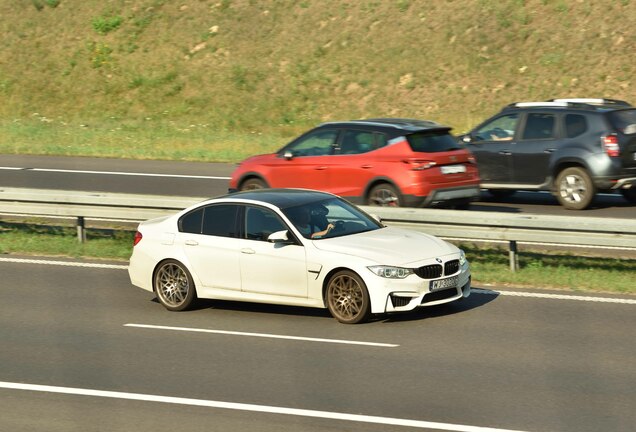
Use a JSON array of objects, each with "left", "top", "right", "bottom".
[
  {"left": 154, "top": 260, "right": 197, "bottom": 311},
  {"left": 326, "top": 270, "right": 371, "bottom": 324}
]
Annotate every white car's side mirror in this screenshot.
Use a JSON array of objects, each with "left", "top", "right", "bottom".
[{"left": 268, "top": 230, "right": 290, "bottom": 243}]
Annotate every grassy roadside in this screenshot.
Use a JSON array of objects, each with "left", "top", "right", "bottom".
[
  {"left": 2, "top": 1, "right": 634, "bottom": 162},
  {"left": 1, "top": 223, "right": 634, "bottom": 295}
]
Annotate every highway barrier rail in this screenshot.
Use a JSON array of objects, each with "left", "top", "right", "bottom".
[{"left": 1, "top": 187, "right": 635, "bottom": 271}]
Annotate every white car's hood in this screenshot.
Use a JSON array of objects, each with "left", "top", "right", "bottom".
[{"left": 313, "top": 227, "right": 458, "bottom": 266}]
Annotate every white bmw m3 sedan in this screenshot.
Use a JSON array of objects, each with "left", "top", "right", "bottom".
[{"left": 128, "top": 189, "right": 471, "bottom": 324}]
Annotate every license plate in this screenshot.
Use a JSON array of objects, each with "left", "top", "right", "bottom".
[
  {"left": 430, "top": 276, "right": 458, "bottom": 291},
  {"left": 441, "top": 164, "right": 466, "bottom": 174}
]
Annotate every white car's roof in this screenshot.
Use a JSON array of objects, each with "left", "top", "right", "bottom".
[{"left": 211, "top": 188, "right": 337, "bottom": 210}]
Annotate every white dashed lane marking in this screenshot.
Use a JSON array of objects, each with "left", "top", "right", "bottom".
[{"left": 1, "top": 257, "right": 634, "bottom": 305}]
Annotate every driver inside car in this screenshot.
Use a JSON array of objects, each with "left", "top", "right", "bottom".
[{"left": 289, "top": 206, "right": 334, "bottom": 239}]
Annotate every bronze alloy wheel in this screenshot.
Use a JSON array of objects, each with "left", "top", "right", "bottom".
[
  {"left": 326, "top": 270, "right": 370, "bottom": 324},
  {"left": 154, "top": 260, "right": 197, "bottom": 311}
]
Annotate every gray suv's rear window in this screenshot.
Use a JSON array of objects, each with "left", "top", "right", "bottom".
[
  {"left": 406, "top": 131, "right": 460, "bottom": 152},
  {"left": 608, "top": 109, "right": 636, "bottom": 135}
]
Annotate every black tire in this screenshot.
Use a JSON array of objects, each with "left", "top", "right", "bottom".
[
  {"left": 154, "top": 259, "right": 197, "bottom": 311},
  {"left": 240, "top": 178, "right": 268, "bottom": 191},
  {"left": 555, "top": 167, "right": 595, "bottom": 210},
  {"left": 367, "top": 183, "right": 401, "bottom": 207},
  {"left": 620, "top": 188, "right": 636, "bottom": 204},
  {"left": 326, "top": 270, "right": 371, "bottom": 324},
  {"left": 454, "top": 200, "right": 471, "bottom": 210},
  {"left": 488, "top": 189, "right": 516, "bottom": 199}
]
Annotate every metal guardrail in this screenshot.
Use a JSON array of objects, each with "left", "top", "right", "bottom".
[{"left": 1, "top": 187, "right": 635, "bottom": 271}]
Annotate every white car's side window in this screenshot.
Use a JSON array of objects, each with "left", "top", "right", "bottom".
[{"left": 245, "top": 206, "right": 286, "bottom": 242}]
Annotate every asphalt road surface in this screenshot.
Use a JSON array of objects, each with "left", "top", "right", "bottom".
[
  {"left": 1, "top": 154, "right": 635, "bottom": 218},
  {"left": 1, "top": 256, "right": 635, "bottom": 432}
]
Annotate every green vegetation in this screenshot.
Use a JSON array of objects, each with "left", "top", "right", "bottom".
[
  {"left": 1, "top": 1, "right": 634, "bottom": 162},
  {"left": 0, "top": 224, "right": 134, "bottom": 261},
  {"left": 0, "top": 224, "right": 633, "bottom": 294}
]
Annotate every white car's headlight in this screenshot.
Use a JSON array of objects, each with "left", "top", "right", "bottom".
[
  {"left": 368, "top": 265, "right": 413, "bottom": 279},
  {"left": 459, "top": 249, "right": 467, "bottom": 266}
]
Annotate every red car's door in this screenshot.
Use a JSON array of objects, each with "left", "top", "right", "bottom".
[
  {"left": 327, "top": 129, "right": 383, "bottom": 197},
  {"left": 267, "top": 128, "right": 339, "bottom": 190}
]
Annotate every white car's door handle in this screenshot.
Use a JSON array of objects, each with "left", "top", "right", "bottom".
[
  {"left": 241, "top": 248, "right": 255, "bottom": 254},
  {"left": 185, "top": 240, "right": 199, "bottom": 246}
]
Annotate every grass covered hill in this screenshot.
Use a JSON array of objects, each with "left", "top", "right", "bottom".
[{"left": 1, "top": 0, "right": 634, "bottom": 161}]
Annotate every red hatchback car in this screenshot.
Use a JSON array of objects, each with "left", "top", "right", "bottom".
[{"left": 229, "top": 118, "right": 481, "bottom": 208}]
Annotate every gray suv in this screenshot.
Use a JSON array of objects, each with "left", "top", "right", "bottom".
[{"left": 460, "top": 98, "right": 636, "bottom": 209}]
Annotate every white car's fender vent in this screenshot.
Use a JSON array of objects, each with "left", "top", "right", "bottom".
[
  {"left": 421, "top": 288, "right": 457, "bottom": 304},
  {"left": 444, "top": 260, "right": 459, "bottom": 275},
  {"left": 390, "top": 295, "right": 413, "bottom": 308},
  {"left": 414, "top": 264, "right": 442, "bottom": 279}
]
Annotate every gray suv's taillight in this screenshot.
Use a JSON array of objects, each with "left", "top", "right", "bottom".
[{"left": 602, "top": 134, "right": 620, "bottom": 157}]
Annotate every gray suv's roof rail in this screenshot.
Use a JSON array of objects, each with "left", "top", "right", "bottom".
[
  {"left": 548, "top": 98, "right": 631, "bottom": 107},
  {"left": 504, "top": 98, "right": 632, "bottom": 111}
]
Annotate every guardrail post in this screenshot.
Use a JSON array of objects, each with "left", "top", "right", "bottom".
[
  {"left": 509, "top": 240, "right": 519, "bottom": 272},
  {"left": 77, "top": 216, "right": 86, "bottom": 243}
]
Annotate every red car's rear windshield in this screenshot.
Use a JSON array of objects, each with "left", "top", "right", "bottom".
[{"left": 406, "top": 130, "right": 462, "bottom": 153}]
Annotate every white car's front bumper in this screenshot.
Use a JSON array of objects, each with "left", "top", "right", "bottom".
[{"left": 365, "top": 262, "right": 471, "bottom": 314}]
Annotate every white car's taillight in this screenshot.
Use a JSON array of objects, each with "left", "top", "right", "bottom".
[
  {"left": 133, "top": 231, "right": 143, "bottom": 246},
  {"left": 602, "top": 134, "right": 620, "bottom": 157}
]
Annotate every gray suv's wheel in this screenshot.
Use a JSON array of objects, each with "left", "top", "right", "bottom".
[{"left": 556, "top": 167, "right": 596, "bottom": 210}]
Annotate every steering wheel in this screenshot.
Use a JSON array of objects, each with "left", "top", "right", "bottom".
[
  {"left": 332, "top": 220, "right": 345, "bottom": 232},
  {"left": 491, "top": 127, "right": 507, "bottom": 138}
]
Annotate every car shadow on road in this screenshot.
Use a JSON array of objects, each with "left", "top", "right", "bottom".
[
  {"left": 150, "top": 287, "right": 500, "bottom": 323},
  {"left": 376, "top": 289, "right": 499, "bottom": 324},
  {"left": 474, "top": 191, "right": 632, "bottom": 211},
  {"left": 186, "top": 298, "right": 335, "bottom": 320},
  {"left": 158, "top": 288, "right": 500, "bottom": 324}
]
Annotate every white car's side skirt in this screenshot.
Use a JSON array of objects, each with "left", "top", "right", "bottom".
[{"left": 196, "top": 287, "right": 326, "bottom": 309}]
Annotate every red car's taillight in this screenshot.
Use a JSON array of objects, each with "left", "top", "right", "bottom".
[
  {"left": 133, "top": 231, "right": 143, "bottom": 246},
  {"left": 602, "top": 134, "right": 620, "bottom": 157},
  {"left": 404, "top": 158, "right": 437, "bottom": 170}
]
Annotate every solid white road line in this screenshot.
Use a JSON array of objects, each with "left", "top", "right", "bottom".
[
  {"left": 125, "top": 323, "right": 398, "bottom": 348},
  {"left": 2, "top": 257, "right": 634, "bottom": 305},
  {"left": 0, "top": 381, "right": 530, "bottom": 432},
  {"left": 0, "top": 166, "right": 230, "bottom": 180},
  {"left": 0, "top": 257, "right": 128, "bottom": 269},
  {"left": 473, "top": 288, "right": 636, "bottom": 304}
]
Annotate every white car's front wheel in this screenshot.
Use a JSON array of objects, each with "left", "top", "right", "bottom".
[{"left": 326, "top": 270, "right": 371, "bottom": 324}]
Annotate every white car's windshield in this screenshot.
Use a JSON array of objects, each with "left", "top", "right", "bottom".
[{"left": 282, "top": 197, "right": 383, "bottom": 239}]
